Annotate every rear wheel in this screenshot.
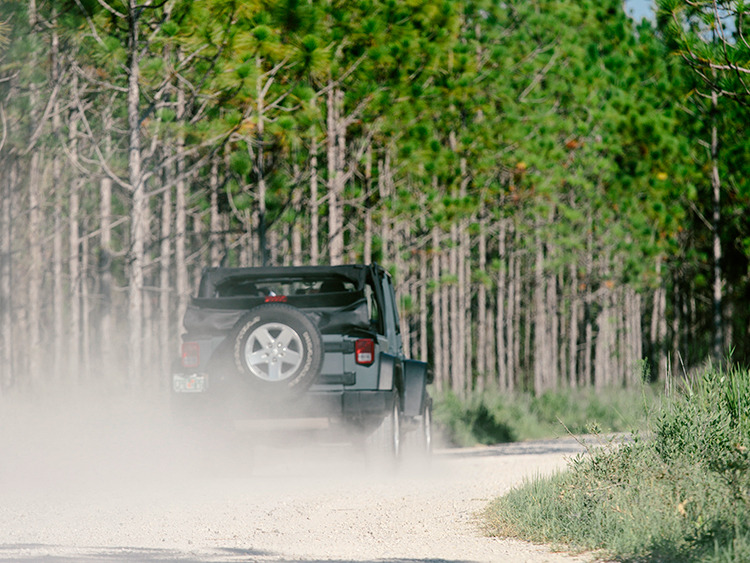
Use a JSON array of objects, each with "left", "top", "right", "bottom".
[
  {"left": 417, "top": 400, "right": 433, "bottom": 454},
  {"left": 403, "top": 398, "right": 432, "bottom": 461},
  {"left": 364, "top": 393, "right": 401, "bottom": 465}
]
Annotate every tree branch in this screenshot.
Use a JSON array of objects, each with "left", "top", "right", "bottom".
[
  {"left": 72, "top": 61, "right": 129, "bottom": 93},
  {"left": 96, "top": 0, "right": 126, "bottom": 19},
  {"left": 72, "top": 92, "right": 133, "bottom": 191},
  {"left": 73, "top": 0, "right": 111, "bottom": 48},
  {"left": 23, "top": 67, "right": 68, "bottom": 155}
]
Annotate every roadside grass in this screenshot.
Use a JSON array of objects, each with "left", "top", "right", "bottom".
[
  {"left": 433, "top": 384, "right": 656, "bottom": 446},
  {"left": 482, "top": 365, "right": 750, "bottom": 562}
]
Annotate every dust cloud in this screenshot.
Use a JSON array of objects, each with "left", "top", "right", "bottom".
[
  {"left": 0, "top": 375, "right": 450, "bottom": 561},
  {"left": 0, "top": 382, "right": 436, "bottom": 503},
  {"left": 0, "top": 385, "right": 586, "bottom": 563},
  {"left": 1, "top": 387, "right": 181, "bottom": 497}
]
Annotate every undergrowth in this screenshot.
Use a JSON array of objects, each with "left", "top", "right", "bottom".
[
  {"left": 482, "top": 365, "right": 750, "bottom": 562},
  {"left": 433, "top": 385, "right": 655, "bottom": 446}
]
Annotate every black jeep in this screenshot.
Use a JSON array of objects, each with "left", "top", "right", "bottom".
[{"left": 171, "top": 264, "right": 432, "bottom": 459}]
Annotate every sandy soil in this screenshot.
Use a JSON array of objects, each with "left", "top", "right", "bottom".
[{"left": 0, "top": 395, "right": 600, "bottom": 563}]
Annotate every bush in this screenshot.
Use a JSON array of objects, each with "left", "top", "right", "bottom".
[
  {"left": 433, "top": 391, "right": 517, "bottom": 446},
  {"left": 482, "top": 366, "right": 750, "bottom": 562}
]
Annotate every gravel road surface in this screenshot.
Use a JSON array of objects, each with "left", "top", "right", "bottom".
[{"left": 0, "top": 395, "right": 598, "bottom": 563}]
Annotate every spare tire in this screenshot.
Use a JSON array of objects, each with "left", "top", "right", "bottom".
[{"left": 230, "top": 303, "right": 323, "bottom": 398}]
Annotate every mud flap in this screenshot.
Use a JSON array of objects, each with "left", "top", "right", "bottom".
[{"left": 402, "top": 359, "right": 429, "bottom": 417}]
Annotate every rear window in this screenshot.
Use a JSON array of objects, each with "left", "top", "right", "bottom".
[{"left": 213, "top": 276, "right": 356, "bottom": 299}]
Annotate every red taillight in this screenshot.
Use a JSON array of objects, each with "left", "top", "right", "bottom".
[
  {"left": 355, "top": 338, "right": 375, "bottom": 365},
  {"left": 265, "top": 295, "right": 287, "bottom": 303},
  {"left": 181, "top": 342, "right": 199, "bottom": 368}
]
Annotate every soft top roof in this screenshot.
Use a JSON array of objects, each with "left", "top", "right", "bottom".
[{"left": 197, "top": 264, "right": 383, "bottom": 299}]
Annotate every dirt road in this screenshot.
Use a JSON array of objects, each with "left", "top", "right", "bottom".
[{"left": 0, "top": 397, "right": 596, "bottom": 563}]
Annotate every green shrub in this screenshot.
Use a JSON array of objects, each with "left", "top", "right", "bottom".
[
  {"left": 483, "top": 366, "right": 750, "bottom": 562},
  {"left": 433, "top": 391, "right": 517, "bottom": 446}
]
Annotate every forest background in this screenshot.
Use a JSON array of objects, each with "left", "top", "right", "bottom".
[{"left": 1, "top": 0, "right": 749, "bottom": 399}]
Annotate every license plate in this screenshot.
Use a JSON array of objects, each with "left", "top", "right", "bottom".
[{"left": 173, "top": 373, "right": 208, "bottom": 393}]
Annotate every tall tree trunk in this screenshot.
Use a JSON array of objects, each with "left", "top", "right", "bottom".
[
  {"left": 651, "top": 256, "right": 667, "bottom": 381},
  {"left": 431, "top": 227, "right": 443, "bottom": 392},
  {"left": 441, "top": 248, "right": 451, "bottom": 392},
  {"left": 583, "top": 230, "right": 594, "bottom": 386},
  {"left": 476, "top": 217, "right": 487, "bottom": 391},
  {"left": 457, "top": 223, "right": 469, "bottom": 396},
  {"left": 268, "top": 229, "right": 279, "bottom": 266},
  {"left": 327, "top": 86, "right": 344, "bottom": 265},
  {"left": 496, "top": 219, "right": 507, "bottom": 390},
  {"left": 378, "top": 156, "right": 391, "bottom": 263},
  {"left": 24, "top": 1, "right": 46, "bottom": 388},
  {"left": 68, "top": 86, "right": 81, "bottom": 385},
  {"left": 209, "top": 154, "right": 222, "bottom": 266},
  {"left": 601, "top": 254, "right": 618, "bottom": 389},
  {"left": 127, "top": 0, "right": 146, "bottom": 388},
  {"left": 449, "top": 223, "right": 462, "bottom": 397},
  {"left": 569, "top": 261, "right": 580, "bottom": 388},
  {"left": 546, "top": 266, "right": 558, "bottom": 390},
  {"left": 309, "top": 98, "right": 320, "bottom": 265},
  {"left": 584, "top": 300, "right": 594, "bottom": 388},
  {"left": 193, "top": 212, "right": 204, "bottom": 285},
  {"left": 81, "top": 234, "right": 91, "bottom": 383},
  {"left": 594, "top": 289, "right": 613, "bottom": 391},
  {"left": 509, "top": 243, "right": 520, "bottom": 392},
  {"left": 27, "top": 151, "right": 43, "bottom": 389},
  {"left": 671, "top": 274, "right": 681, "bottom": 373},
  {"left": 460, "top": 223, "right": 471, "bottom": 395},
  {"left": 0, "top": 161, "right": 15, "bottom": 391},
  {"left": 458, "top": 157, "right": 471, "bottom": 394},
  {"left": 363, "top": 146, "right": 373, "bottom": 265},
  {"left": 625, "top": 287, "right": 642, "bottom": 388},
  {"left": 159, "top": 182, "right": 172, "bottom": 388},
  {"left": 50, "top": 19, "right": 65, "bottom": 383},
  {"left": 557, "top": 269, "right": 567, "bottom": 387},
  {"left": 391, "top": 222, "right": 408, "bottom": 357},
  {"left": 174, "top": 171, "right": 188, "bottom": 327},
  {"left": 99, "top": 170, "right": 114, "bottom": 376},
  {"left": 616, "top": 286, "right": 626, "bottom": 386},
  {"left": 255, "top": 59, "right": 268, "bottom": 266},
  {"left": 291, "top": 184, "right": 303, "bottom": 266},
  {"left": 419, "top": 243, "right": 428, "bottom": 363},
  {"left": 533, "top": 229, "right": 546, "bottom": 394},
  {"left": 174, "top": 64, "right": 189, "bottom": 338},
  {"left": 52, "top": 155, "right": 64, "bottom": 382},
  {"left": 96, "top": 103, "right": 116, "bottom": 377},
  {"left": 485, "top": 294, "right": 496, "bottom": 388},
  {"left": 710, "top": 89, "right": 724, "bottom": 363}
]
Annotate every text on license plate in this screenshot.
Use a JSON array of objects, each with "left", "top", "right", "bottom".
[{"left": 173, "top": 374, "right": 208, "bottom": 393}]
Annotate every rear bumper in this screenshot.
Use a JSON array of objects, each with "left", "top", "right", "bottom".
[
  {"left": 170, "top": 377, "right": 393, "bottom": 422},
  {"left": 342, "top": 390, "right": 393, "bottom": 416}
]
